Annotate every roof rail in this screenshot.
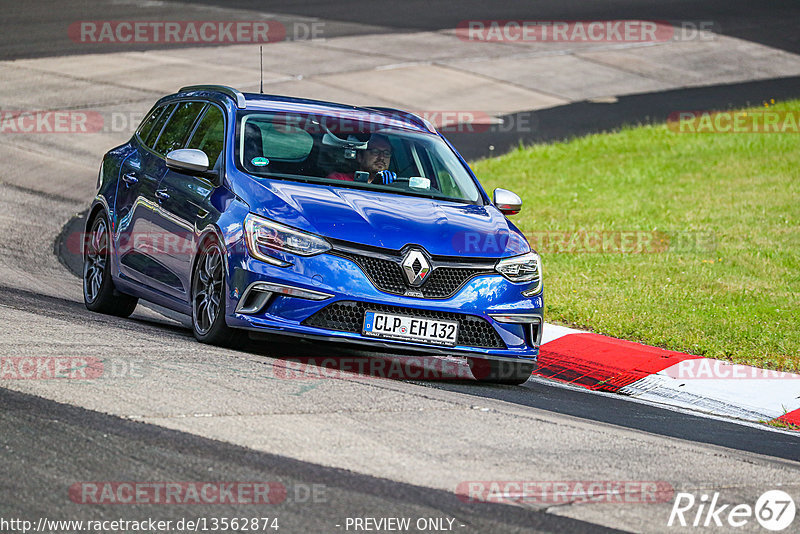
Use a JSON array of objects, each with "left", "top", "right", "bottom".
[
  {"left": 364, "top": 106, "right": 436, "bottom": 133},
  {"left": 179, "top": 85, "right": 247, "bottom": 108}
]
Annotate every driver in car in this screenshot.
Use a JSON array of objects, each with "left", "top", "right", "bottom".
[{"left": 327, "top": 134, "right": 397, "bottom": 185}]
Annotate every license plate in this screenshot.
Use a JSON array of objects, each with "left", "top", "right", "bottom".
[{"left": 362, "top": 311, "right": 459, "bottom": 347}]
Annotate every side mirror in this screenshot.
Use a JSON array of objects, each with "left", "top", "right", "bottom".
[
  {"left": 493, "top": 188, "right": 522, "bottom": 216},
  {"left": 166, "top": 149, "right": 210, "bottom": 174}
]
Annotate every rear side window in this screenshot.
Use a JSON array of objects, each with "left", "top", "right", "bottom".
[
  {"left": 144, "top": 103, "right": 176, "bottom": 149},
  {"left": 154, "top": 101, "right": 205, "bottom": 156},
  {"left": 186, "top": 105, "right": 225, "bottom": 167},
  {"left": 137, "top": 105, "right": 166, "bottom": 143}
]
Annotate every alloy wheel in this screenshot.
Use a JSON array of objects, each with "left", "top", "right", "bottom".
[
  {"left": 193, "top": 243, "right": 224, "bottom": 335},
  {"left": 83, "top": 217, "right": 108, "bottom": 303}
]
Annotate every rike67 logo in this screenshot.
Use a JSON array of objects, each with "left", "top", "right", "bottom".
[{"left": 668, "top": 490, "right": 796, "bottom": 530}]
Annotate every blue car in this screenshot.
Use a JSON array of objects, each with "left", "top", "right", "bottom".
[{"left": 84, "top": 85, "right": 543, "bottom": 384}]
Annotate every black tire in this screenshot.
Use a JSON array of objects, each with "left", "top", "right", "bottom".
[
  {"left": 191, "top": 237, "right": 241, "bottom": 347},
  {"left": 468, "top": 357, "right": 535, "bottom": 385},
  {"left": 83, "top": 212, "right": 139, "bottom": 317}
]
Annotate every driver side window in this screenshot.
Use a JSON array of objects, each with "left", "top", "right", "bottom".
[{"left": 187, "top": 105, "right": 225, "bottom": 168}]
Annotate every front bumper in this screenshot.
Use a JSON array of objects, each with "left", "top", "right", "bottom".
[{"left": 224, "top": 248, "right": 543, "bottom": 361}]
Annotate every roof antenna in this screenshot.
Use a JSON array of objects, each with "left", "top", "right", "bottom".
[{"left": 259, "top": 45, "right": 264, "bottom": 94}]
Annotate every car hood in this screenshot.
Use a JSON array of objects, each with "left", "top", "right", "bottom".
[{"left": 235, "top": 177, "right": 530, "bottom": 258}]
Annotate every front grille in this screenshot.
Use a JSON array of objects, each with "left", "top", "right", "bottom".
[
  {"left": 423, "top": 267, "right": 489, "bottom": 297},
  {"left": 338, "top": 252, "right": 492, "bottom": 299},
  {"left": 355, "top": 255, "right": 406, "bottom": 294},
  {"left": 303, "top": 301, "right": 506, "bottom": 349}
]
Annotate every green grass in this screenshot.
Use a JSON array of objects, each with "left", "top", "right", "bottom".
[
  {"left": 764, "top": 416, "right": 800, "bottom": 432},
  {"left": 472, "top": 100, "right": 800, "bottom": 372}
]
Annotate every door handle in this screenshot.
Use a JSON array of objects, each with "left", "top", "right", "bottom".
[
  {"left": 155, "top": 189, "right": 170, "bottom": 200},
  {"left": 122, "top": 173, "right": 138, "bottom": 185}
]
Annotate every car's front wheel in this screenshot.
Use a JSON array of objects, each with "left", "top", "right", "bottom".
[
  {"left": 468, "top": 357, "right": 535, "bottom": 385},
  {"left": 191, "top": 237, "right": 240, "bottom": 347},
  {"left": 83, "top": 212, "right": 139, "bottom": 317}
]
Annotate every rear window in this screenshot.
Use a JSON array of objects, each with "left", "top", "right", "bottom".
[
  {"left": 137, "top": 105, "right": 166, "bottom": 143},
  {"left": 143, "top": 103, "right": 175, "bottom": 149}
]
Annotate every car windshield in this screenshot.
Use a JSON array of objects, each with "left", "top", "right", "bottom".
[{"left": 235, "top": 111, "right": 483, "bottom": 203}]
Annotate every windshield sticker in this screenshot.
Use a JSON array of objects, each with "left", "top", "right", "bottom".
[{"left": 251, "top": 157, "right": 269, "bottom": 167}]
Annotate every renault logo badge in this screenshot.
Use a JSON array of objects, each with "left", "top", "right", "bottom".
[{"left": 401, "top": 249, "right": 431, "bottom": 287}]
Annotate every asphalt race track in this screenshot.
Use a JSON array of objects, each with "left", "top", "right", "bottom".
[
  {"left": 1, "top": 388, "right": 620, "bottom": 534},
  {"left": 1, "top": 2, "right": 799, "bottom": 533},
  {"left": 3, "top": 0, "right": 800, "bottom": 59}
]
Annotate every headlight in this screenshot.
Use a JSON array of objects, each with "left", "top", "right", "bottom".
[
  {"left": 96, "top": 161, "right": 104, "bottom": 191},
  {"left": 244, "top": 213, "right": 331, "bottom": 266},
  {"left": 495, "top": 252, "right": 542, "bottom": 292}
]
